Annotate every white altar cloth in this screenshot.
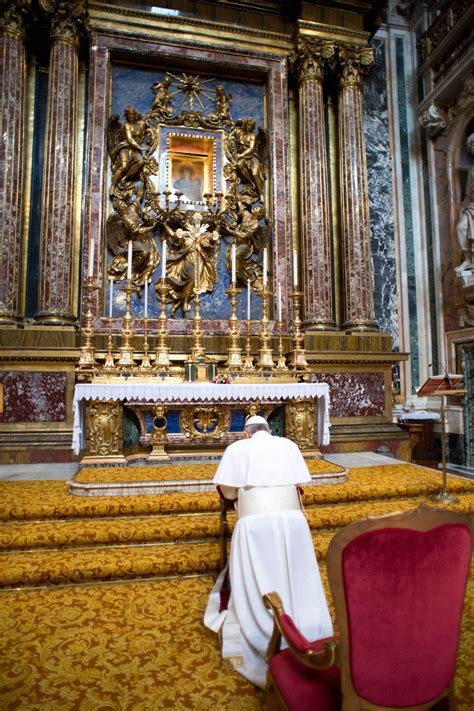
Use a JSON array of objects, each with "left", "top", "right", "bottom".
[{"left": 72, "top": 382, "right": 330, "bottom": 454}]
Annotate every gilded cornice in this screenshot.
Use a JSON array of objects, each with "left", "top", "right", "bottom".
[
  {"left": 290, "top": 37, "right": 336, "bottom": 83},
  {"left": 296, "top": 19, "right": 369, "bottom": 47},
  {"left": 338, "top": 44, "right": 375, "bottom": 88},
  {"left": 0, "top": 0, "right": 33, "bottom": 40},
  {"left": 89, "top": 2, "right": 292, "bottom": 54},
  {"left": 39, "top": 0, "right": 89, "bottom": 46}
]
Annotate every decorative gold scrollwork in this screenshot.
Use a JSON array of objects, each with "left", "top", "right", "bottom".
[
  {"left": 179, "top": 406, "right": 231, "bottom": 439},
  {"left": 87, "top": 400, "right": 122, "bottom": 456},
  {"left": 150, "top": 405, "right": 168, "bottom": 445},
  {"left": 106, "top": 72, "right": 270, "bottom": 314},
  {"left": 285, "top": 398, "right": 316, "bottom": 450}
]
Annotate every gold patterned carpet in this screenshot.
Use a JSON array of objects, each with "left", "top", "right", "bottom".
[
  {"left": 74, "top": 458, "right": 346, "bottom": 483},
  {"left": 0, "top": 462, "right": 473, "bottom": 708}
]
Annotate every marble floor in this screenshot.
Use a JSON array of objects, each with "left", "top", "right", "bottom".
[{"left": 0, "top": 452, "right": 404, "bottom": 481}]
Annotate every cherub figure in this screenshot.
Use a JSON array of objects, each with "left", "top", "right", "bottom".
[{"left": 150, "top": 77, "right": 173, "bottom": 117}]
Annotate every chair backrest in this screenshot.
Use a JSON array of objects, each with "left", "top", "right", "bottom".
[{"left": 326, "top": 507, "right": 472, "bottom": 710}]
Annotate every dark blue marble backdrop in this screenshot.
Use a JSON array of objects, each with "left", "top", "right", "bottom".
[
  {"left": 364, "top": 39, "right": 399, "bottom": 350},
  {"left": 107, "top": 66, "right": 265, "bottom": 321}
]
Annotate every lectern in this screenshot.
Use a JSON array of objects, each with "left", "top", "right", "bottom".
[{"left": 417, "top": 374, "right": 466, "bottom": 503}]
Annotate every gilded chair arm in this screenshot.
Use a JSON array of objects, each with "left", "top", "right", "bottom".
[{"left": 263, "top": 591, "right": 339, "bottom": 670}]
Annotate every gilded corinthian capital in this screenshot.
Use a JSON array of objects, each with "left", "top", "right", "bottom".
[
  {"left": 290, "top": 37, "right": 336, "bottom": 83},
  {"left": 0, "top": 0, "right": 32, "bottom": 38},
  {"left": 39, "top": 0, "right": 89, "bottom": 44},
  {"left": 338, "top": 45, "right": 375, "bottom": 87}
]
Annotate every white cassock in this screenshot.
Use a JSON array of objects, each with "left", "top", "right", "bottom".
[{"left": 204, "top": 431, "right": 333, "bottom": 688}]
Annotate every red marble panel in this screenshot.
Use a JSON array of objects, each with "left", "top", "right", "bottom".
[
  {"left": 312, "top": 372, "right": 385, "bottom": 417},
  {"left": 0, "top": 372, "right": 67, "bottom": 423}
]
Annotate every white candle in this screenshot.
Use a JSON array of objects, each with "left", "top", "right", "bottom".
[
  {"left": 263, "top": 247, "right": 268, "bottom": 287},
  {"left": 293, "top": 249, "right": 298, "bottom": 287},
  {"left": 108, "top": 277, "right": 113, "bottom": 318},
  {"left": 88, "top": 239, "right": 95, "bottom": 277},
  {"left": 144, "top": 278, "right": 148, "bottom": 318},
  {"left": 247, "top": 279, "right": 251, "bottom": 320},
  {"left": 127, "top": 241, "right": 133, "bottom": 281},
  {"left": 161, "top": 241, "right": 167, "bottom": 280},
  {"left": 231, "top": 243, "right": 236, "bottom": 285},
  {"left": 278, "top": 282, "right": 282, "bottom": 321}
]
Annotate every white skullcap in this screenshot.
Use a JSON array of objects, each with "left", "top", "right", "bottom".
[{"left": 244, "top": 415, "right": 269, "bottom": 426}]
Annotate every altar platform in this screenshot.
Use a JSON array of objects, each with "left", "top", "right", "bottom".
[{"left": 73, "top": 380, "right": 330, "bottom": 465}]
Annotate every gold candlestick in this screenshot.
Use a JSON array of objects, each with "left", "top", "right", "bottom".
[
  {"left": 275, "top": 319, "right": 288, "bottom": 371},
  {"left": 117, "top": 282, "right": 139, "bottom": 370},
  {"left": 138, "top": 316, "right": 153, "bottom": 372},
  {"left": 242, "top": 319, "right": 255, "bottom": 370},
  {"left": 257, "top": 288, "right": 274, "bottom": 370},
  {"left": 191, "top": 290, "right": 205, "bottom": 360},
  {"left": 77, "top": 276, "right": 99, "bottom": 369},
  {"left": 103, "top": 315, "right": 116, "bottom": 372},
  {"left": 224, "top": 284, "right": 243, "bottom": 370},
  {"left": 289, "top": 289, "right": 308, "bottom": 370},
  {"left": 154, "top": 280, "right": 171, "bottom": 371}
]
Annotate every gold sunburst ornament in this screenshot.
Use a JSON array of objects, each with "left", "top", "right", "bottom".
[{"left": 167, "top": 72, "right": 215, "bottom": 111}]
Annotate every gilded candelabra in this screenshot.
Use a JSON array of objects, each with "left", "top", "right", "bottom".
[
  {"left": 288, "top": 290, "right": 308, "bottom": 370},
  {"left": 242, "top": 319, "right": 255, "bottom": 370},
  {"left": 224, "top": 285, "right": 243, "bottom": 370},
  {"left": 103, "top": 315, "right": 116, "bottom": 372},
  {"left": 77, "top": 276, "right": 99, "bottom": 370},
  {"left": 117, "top": 282, "right": 139, "bottom": 370},
  {"left": 138, "top": 316, "right": 153, "bottom": 372},
  {"left": 155, "top": 280, "right": 171, "bottom": 370},
  {"left": 275, "top": 319, "right": 288, "bottom": 371},
  {"left": 190, "top": 290, "right": 205, "bottom": 361},
  {"left": 257, "top": 288, "right": 274, "bottom": 370}
]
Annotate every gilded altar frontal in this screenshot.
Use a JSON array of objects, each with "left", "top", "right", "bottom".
[{"left": 0, "top": 1, "right": 473, "bottom": 470}]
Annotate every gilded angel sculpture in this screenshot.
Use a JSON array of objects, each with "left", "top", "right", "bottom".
[{"left": 162, "top": 212, "right": 220, "bottom": 315}]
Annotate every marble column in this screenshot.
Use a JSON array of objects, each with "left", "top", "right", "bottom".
[
  {"left": 35, "top": 1, "right": 88, "bottom": 324},
  {"left": 338, "top": 44, "right": 377, "bottom": 331},
  {"left": 0, "top": 1, "right": 31, "bottom": 323},
  {"left": 292, "top": 37, "right": 336, "bottom": 330}
]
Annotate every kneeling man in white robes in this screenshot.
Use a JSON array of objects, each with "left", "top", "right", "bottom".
[{"left": 204, "top": 415, "right": 333, "bottom": 688}]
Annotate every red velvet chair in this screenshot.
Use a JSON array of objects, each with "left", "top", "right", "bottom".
[{"left": 263, "top": 507, "right": 472, "bottom": 711}]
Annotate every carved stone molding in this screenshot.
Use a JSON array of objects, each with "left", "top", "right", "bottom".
[
  {"left": 418, "top": 102, "right": 447, "bottom": 137},
  {"left": 338, "top": 45, "right": 375, "bottom": 87},
  {"left": 290, "top": 37, "right": 335, "bottom": 84},
  {"left": 0, "top": 0, "right": 32, "bottom": 39},
  {"left": 39, "top": 0, "right": 89, "bottom": 45}
]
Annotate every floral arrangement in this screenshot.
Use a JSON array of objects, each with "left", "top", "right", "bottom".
[{"left": 212, "top": 373, "right": 232, "bottom": 384}]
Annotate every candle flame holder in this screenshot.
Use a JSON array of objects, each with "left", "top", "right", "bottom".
[
  {"left": 77, "top": 276, "right": 99, "bottom": 370},
  {"left": 224, "top": 284, "right": 243, "bottom": 370}
]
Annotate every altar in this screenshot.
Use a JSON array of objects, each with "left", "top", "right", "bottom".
[{"left": 73, "top": 381, "right": 330, "bottom": 464}]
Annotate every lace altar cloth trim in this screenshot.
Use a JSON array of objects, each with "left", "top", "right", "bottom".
[
  {"left": 397, "top": 411, "right": 440, "bottom": 422},
  {"left": 72, "top": 382, "right": 330, "bottom": 454}
]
